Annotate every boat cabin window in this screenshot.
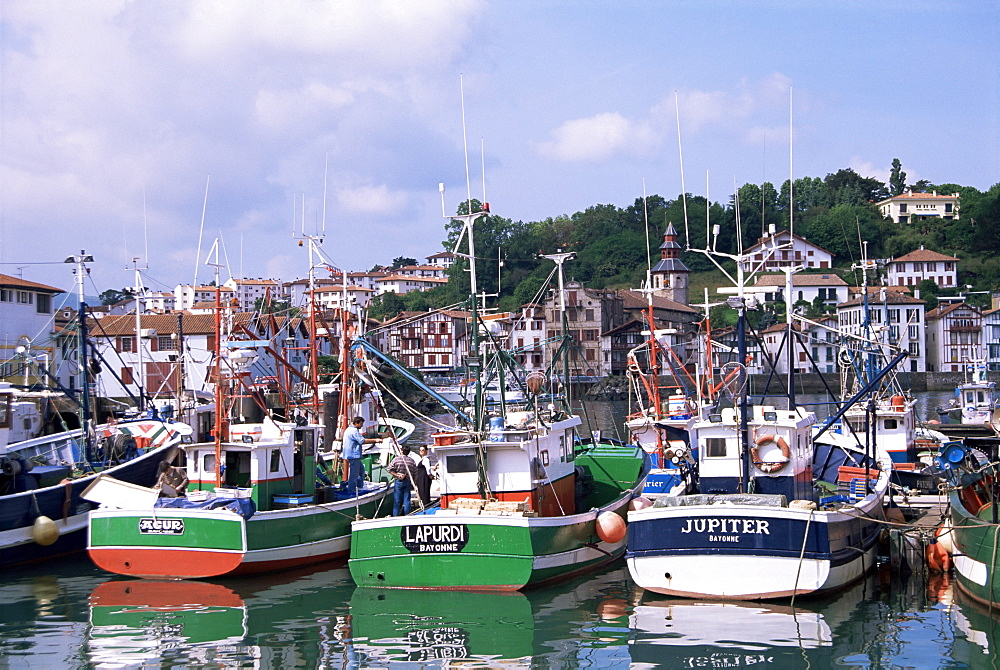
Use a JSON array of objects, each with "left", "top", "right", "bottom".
[
  {"left": 966, "top": 392, "right": 975, "bottom": 404},
  {"left": 704, "top": 438, "right": 728, "bottom": 458},
  {"left": 446, "top": 454, "right": 477, "bottom": 473},
  {"left": 270, "top": 449, "right": 281, "bottom": 473},
  {"left": 203, "top": 454, "right": 214, "bottom": 475},
  {"left": 978, "top": 391, "right": 986, "bottom": 403},
  {"left": 883, "top": 419, "right": 898, "bottom": 430},
  {"left": 848, "top": 419, "right": 868, "bottom": 435},
  {"left": 0, "top": 394, "right": 9, "bottom": 428},
  {"left": 225, "top": 450, "right": 251, "bottom": 487},
  {"left": 294, "top": 429, "right": 315, "bottom": 457}
]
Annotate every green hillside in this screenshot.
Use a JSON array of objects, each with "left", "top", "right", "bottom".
[{"left": 367, "top": 165, "right": 1000, "bottom": 320}]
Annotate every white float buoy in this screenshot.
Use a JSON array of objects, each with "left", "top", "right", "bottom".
[
  {"left": 629, "top": 496, "right": 653, "bottom": 511},
  {"left": 32, "top": 516, "right": 59, "bottom": 546},
  {"left": 936, "top": 518, "right": 955, "bottom": 555}
]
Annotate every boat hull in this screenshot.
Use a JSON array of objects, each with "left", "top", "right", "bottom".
[
  {"left": 349, "top": 494, "right": 634, "bottom": 591},
  {"left": 0, "top": 444, "right": 177, "bottom": 567},
  {"left": 626, "top": 502, "right": 883, "bottom": 600},
  {"left": 949, "top": 484, "right": 1000, "bottom": 607},
  {"left": 88, "top": 484, "right": 391, "bottom": 579}
]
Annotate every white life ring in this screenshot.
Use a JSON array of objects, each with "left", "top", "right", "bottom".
[{"left": 752, "top": 434, "right": 790, "bottom": 474}]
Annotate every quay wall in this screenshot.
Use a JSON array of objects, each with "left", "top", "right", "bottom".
[
  {"left": 750, "top": 371, "right": 1000, "bottom": 393},
  {"left": 588, "top": 371, "right": 1000, "bottom": 398}
]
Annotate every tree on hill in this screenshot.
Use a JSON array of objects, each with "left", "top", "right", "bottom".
[
  {"left": 100, "top": 289, "right": 130, "bottom": 305},
  {"left": 824, "top": 168, "right": 888, "bottom": 205},
  {"left": 390, "top": 256, "right": 417, "bottom": 269},
  {"left": 889, "top": 158, "right": 907, "bottom": 196}
]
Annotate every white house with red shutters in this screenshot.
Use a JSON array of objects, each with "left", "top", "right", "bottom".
[
  {"left": 876, "top": 191, "right": 960, "bottom": 223},
  {"left": 739, "top": 230, "right": 834, "bottom": 273},
  {"left": 925, "top": 302, "right": 983, "bottom": 373},
  {"left": 885, "top": 246, "right": 959, "bottom": 289}
]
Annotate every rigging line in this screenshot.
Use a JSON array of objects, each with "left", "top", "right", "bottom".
[{"left": 674, "top": 91, "right": 691, "bottom": 249}]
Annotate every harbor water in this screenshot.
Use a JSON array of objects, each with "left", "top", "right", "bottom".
[{"left": 0, "top": 394, "right": 995, "bottom": 668}]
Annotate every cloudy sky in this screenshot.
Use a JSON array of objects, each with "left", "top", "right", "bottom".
[{"left": 1, "top": 0, "right": 997, "bottom": 296}]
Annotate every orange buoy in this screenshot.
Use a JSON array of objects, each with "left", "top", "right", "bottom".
[
  {"left": 926, "top": 539, "right": 952, "bottom": 573},
  {"left": 936, "top": 520, "right": 955, "bottom": 555},
  {"left": 629, "top": 496, "right": 653, "bottom": 511},
  {"left": 596, "top": 511, "right": 627, "bottom": 544}
]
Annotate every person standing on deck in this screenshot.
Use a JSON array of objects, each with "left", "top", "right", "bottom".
[
  {"left": 387, "top": 444, "right": 415, "bottom": 516},
  {"left": 413, "top": 445, "right": 434, "bottom": 506},
  {"left": 342, "top": 417, "right": 379, "bottom": 492}
]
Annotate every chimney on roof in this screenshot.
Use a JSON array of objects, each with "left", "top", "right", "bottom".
[
  {"left": 933, "top": 190, "right": 937, "bottom": 196},
  {"left": 920, "top": 244, "right": 924, "bottom": 250}
]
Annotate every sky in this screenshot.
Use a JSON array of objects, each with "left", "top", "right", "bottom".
[{"left": 1, "top": 0, "right": 997, "bottom": 297}]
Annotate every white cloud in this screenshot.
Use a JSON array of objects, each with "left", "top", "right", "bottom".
[
  {"left": 849, "top": 157, "right": 890, "bottom": 185},
  {"left": 336, "top": 184, "right": 409, "bottom": 214},
  {"left": 535, "top": 75, "right": 797, "bottom": 164},
  {"left": 534, "top": 112, "right": 659, "bottom": 162}
]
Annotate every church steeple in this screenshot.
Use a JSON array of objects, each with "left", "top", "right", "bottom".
[{"left": 650, "top": 222, "right": 690, "bottom": 304}]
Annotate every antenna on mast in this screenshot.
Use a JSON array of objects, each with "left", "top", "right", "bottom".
[
  {"left": 322, "top": 153, "right": 329, "bottom": 239},
  {"left": 193, "top": 175, "right": 210, "bottom": 287}
]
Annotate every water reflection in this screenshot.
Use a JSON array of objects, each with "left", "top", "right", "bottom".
[
  {"left": 628, "top": 576, "right": 874, "bottom": 667},
  {"left": 0, "top": 479, "right": 996, "bottom": 666},
  {"left": 348, "top": 589, "right": 534, "bottom": 665},
  {"left": 87, "top": 580, "right": 249, "bottom": 665}
]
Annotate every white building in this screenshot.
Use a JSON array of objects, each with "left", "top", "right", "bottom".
[
  {"left": 174, "top": 285, "right": 234, "bottom": 310},
  {"left": 758, "top": 318, "right": 839, "bottom": 375},
  {"left": 984, "top": 305, "right": 1000, "bottom": 372},
  {"left": 223, "top": 278, "right": 282, "bottom": 311},
  {"left": 375, "top": 274, "right": 448, "bottom": 295},
  {"left": 87, "top": 312, "right": 315, "bottom": 422},
  {"left": 885, "top": 246, "right": 959, "bottom": 289},
  {"left": 837, "top": 291, "right": 927, "bottom": 373},
  {"left": 394, "top": 264, "right": 446, "bottom": 278},
  {"left": 507, "top": 304, "right": 548, "bottom": 374},
  {"left": 876, "top": 191, "right": 960, "bottom": 223},
  {"left": 925, "top": 302, "right": 983, "bottom": 373},
  {"left": 426, "top": 251, "right": 456, "bottom": 269},
  {"left": 739, "top": 230, "right": 835, "bottom": 272},
  {"left": 145, "top": 291, "right": 177, "bottom": 312},
  {"left": 752, "top": 273, "right": 849, "bottom": 312},
  {"left": 0, "top": 273, "right": 63, "bottom": 388},
  {"left": 307, "top": 285, "right": 375, "bottom": 310}
]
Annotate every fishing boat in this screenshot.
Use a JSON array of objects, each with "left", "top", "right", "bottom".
[
  {"left": 0, "top": 253, "right": 192, "bottom": 567},
  {"left": 951, "top": 363, "right": 1000, "bottom": 431},
  {"left": 0, "top": 380, "right": 187, "bottom": 566},
  {"left": 86, "top": 241, "right": 393, "bottom": 579},
  {"left": 626, "top": 227, "right": 891, "bottom": 600},
  {"left": 622, "top": 304, "right": 700, "bottom": 497},
  {"left": 348, "top": 191, "right": 648, "bottom": 591},
  {"left": 829, "top": 258, "right": 947, "bottom": 478},
  {"left": 935, "top": 440, "right": 1000, "bottom": 607}
]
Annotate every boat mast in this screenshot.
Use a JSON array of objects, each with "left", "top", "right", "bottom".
[
  {"left": 131, "top": 258, "right": 146, "bottom": 412},
  {"left": 206, "top": 239, "right": 226, "bottom": 488},
  {"left": 65, "top": 250, "right": 95, "bottom": 458},
  {"left": 541, "top": 251, "right": 576, "bottom": 409}
]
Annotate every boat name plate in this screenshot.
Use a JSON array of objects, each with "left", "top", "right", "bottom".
[
  {"left": 401, "top": 523, "right": 469, "bottom": 553},
  {"left": 138, "top": 518, "right": 185, "bottom": 535}
]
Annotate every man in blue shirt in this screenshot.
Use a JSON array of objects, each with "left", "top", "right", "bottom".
[{"left": 342, "top": 416, "right": 378, "bottom": 491}]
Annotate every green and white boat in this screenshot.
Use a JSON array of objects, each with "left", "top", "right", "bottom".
[
  {"left": 938, "top": 440, "right": 1000, "bottom": 607},
  {"left": 86, "top": 249, "right": 393, "bottom": 580},
  {"left": 87, "top": 418, "right": 391, "bottom": 579},
  {"left": 348, "top": 198, "right": 648, "bottom": 591}
]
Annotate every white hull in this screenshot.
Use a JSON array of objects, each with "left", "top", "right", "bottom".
[{"left": 627, "top": 543, "right": 877, "bottom": 600}]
